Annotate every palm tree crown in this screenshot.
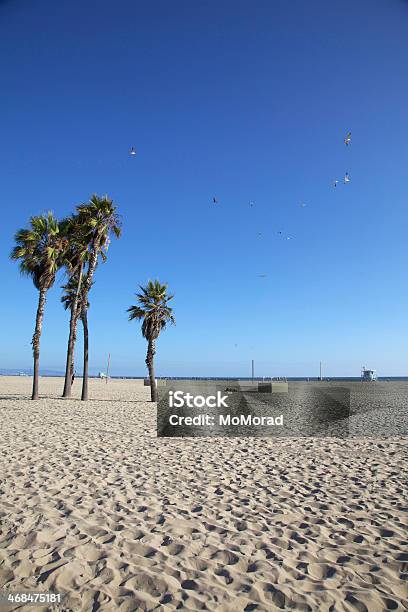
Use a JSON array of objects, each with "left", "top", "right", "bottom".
[
  {"left": 61, "top": 274, "right": 90, "bottom": 313},
  {"left": 60, "top": 214, "right": 90, "bottom": 276},
  {"left": 76, "top": 194, "right": 122, "bottom": 258},
  {"left": 10, "top": 212, "right": 66, "bottom": 289},
  {"left": 127, "top": 280, "right": 175, "bottom": 339}
]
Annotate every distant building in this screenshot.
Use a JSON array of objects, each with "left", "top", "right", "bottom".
[{"left": 361, "top": 367, "right": 377, "bottom": 381}]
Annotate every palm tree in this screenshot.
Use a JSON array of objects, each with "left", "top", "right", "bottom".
[
  {"left": 127, "top": 280, "right": 175, "bottom": 402},
  {"left": 61, "top": 276, "right": 79, "bottom": 383},
  {"left": 75, "top": 194, "right": 121, "bottom": 400},
  {"left": 10, "top": 212, "right": 67, "bottom": 399},
  {"left": 61, "top": 215, "right": 90, "bottom": 398},
  {"left": 61, "top": 274, "right": 91, "bottom": 388}
]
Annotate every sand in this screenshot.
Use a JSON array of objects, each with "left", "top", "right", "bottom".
[{"left": 0, "top": 376, "right": 406, "bottom": 611}]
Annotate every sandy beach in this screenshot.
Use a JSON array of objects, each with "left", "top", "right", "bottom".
[{"left": 0, "top": 376, "right": 407, "bottom": 611}]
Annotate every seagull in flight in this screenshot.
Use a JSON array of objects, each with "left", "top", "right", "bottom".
[
  {"left": 300, "top": 202, "right": 307, "bottom": 208},
  {"left": 258, "top": 274, "right": 267, "bottom": 278},
  {"left": 344, "top": 132, "right": 352, "bottom": 146},
  {"left": 333, "top": 180, "right": 339, "bottom": 188},
  {"left": 344, "top": 173, "right": 350, "bottom": 184},
  {"left": 213, "top": 197, "right": 219, "bottom": 204},
  {"left": 129, "top": 147, "right": 136, "bottom": 156},
  {"left": 249, "top": 201, "right": 255, "bottom": 207}
]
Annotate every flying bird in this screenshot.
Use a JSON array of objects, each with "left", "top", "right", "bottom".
[
  {"left": 249, "top": 201, "right": 255, "bottom": 207},
  {"left": 344, "top": 173, "right": 350, "bottom": 184},
  {"left": 300, "top": 202, "right": 307, "bottom": 208},
  {"left": 344, "top": 132, "right": 352, "bottom": 146},
  {"left": 258, "top": 274, "right": 267, "bottom": 278},
  {"left": 277, "top": 231, "right": 291, "bottom": 240},
  {"left": 213, "top": 197, "right": 219, "bottom": 204},
  {"left": 129, "top": 147, "right": 136, "bottom": 156}
]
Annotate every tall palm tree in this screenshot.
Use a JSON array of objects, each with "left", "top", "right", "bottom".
[
  {"left": 75, "top": 194, "right": 121, "bottom": 400},
  {"left": 61, "top": 274, "right": 91, "bottom": 387},
  {"left": 61, "top": 277, "right": 79, "bottom": 384},
  {"left": 127, "top": 280, "right": 175, "bottom": 402},
  {"left": 10, "top": 212, "right": 67, "bottom": 399},
  {"left": 61, "top": 215, "right": 90, "bottom": 398}
]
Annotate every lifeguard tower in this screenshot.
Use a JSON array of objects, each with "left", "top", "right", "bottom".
[{"left": 361, "top": 366, "right": 377, "bottom": 381}]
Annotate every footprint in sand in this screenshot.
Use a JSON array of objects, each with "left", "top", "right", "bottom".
[
  {"left": 75, "top": 543, "right": 105, "bottom": 562},
  {"left": 338, "top": 518, "right": 354, "bottom": 528},
  {"left": 263, "top": 584, "right": 286, "bottom": 608},
  {"left": 344, "top": 593, "right": 369, "bottom": 612},
  {"left": 166, "top": 543, "right": 185, "bottom": 556},
  {"left": 181, "top": 579, "right": 198, "bottom": 590},
  {"left": 214, "top": 567, "right": 233, "bottom": 585},
  {"left": 308, "top": 563, "right": 337, "bottom": 580},
  {"left": 211, "top": 550, "right": 240, "bottom": 565}
]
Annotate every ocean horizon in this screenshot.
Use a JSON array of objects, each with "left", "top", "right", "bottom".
[{"left": 1, "top": 369, "right": 407, "bottom": 382}]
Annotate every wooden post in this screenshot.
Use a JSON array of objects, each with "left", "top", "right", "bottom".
[{"left": 106, "top": 353, "right": 111, "bottom": 384}]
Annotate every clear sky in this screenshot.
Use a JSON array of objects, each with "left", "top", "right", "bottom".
[{"left": 1, "top": 0, "right": 407, "bottom": 378}]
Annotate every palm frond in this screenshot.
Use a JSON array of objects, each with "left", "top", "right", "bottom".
[{"left": 61, "top": 273, "right": 91, "bottom": 312}]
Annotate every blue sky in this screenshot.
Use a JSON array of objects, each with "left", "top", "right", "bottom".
[{"left": 1, "top": 0, "right": 407, "bottom": 377}]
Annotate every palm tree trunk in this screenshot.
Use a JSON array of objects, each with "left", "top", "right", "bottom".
[
  {"left": 81, "top": 309, "right": 89, "bottom": 401},
  {"left": 146, "top": 338, "right": 157, "bottom": 402},
  {"left": 62, "top": 263, "right": 83, "bottom": 398},
  {"left": 71, "top": 325, "right": 76, "bottom": 380},
  {"left": 31, "top": 288, "right": 47, "bottom": 400},
  {"left": 80, "top": 246, "right": 99, "bottom": 401},
  {"left": 70, "top": 312, "right": 79, "bottom": 381}
]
